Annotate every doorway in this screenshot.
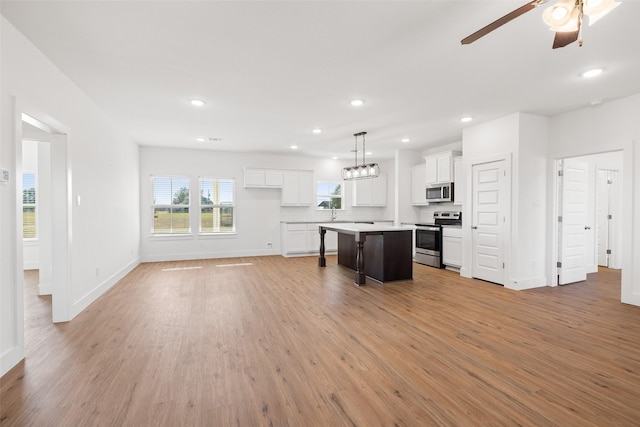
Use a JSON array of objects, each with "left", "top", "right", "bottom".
[
  {"left": 18, "top": 112, "right": 71, "bottom": 323},
  {"left": 555, "top": 151, "right": 623, "bottom": 286}
]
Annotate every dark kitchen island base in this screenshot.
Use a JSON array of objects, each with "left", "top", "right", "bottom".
[{"left": 318, "top": 223, "right": 414, "bottom": 286}]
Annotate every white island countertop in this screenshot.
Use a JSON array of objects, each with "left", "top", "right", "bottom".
[{"left": 317, "top": 223, "right": 415, "bottom": 233}]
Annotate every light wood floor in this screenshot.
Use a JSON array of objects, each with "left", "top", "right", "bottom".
[{"left": 2, "top": 257, "right": 639, "bottom": 426}]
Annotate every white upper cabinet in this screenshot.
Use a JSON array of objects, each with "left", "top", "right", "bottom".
[
  {"left": 424, "top": 150, "right": 461, "bottom": 185},
  {"left": 411, "top": 163, "right": 428, "bottom": 206},
  {"left": 352, "top": 174, "right": 387, "bottom": 207},
  {"left": 243, "top": 168, "right": 284, "bottom": 188},
  {"left": 281, "top": 170, "right": 314, "bottom": 206},
  {"left": 453, "top": 156, "right": 464, "bottom": 205}
]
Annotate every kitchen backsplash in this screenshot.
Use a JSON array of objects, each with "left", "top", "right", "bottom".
[{"left": 419, "top": 203, "right": 459, "bottom": 223}]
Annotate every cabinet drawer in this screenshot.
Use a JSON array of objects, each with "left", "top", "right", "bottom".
[{"left": 442, "top": 226, "right": 462, "bottom": 238}]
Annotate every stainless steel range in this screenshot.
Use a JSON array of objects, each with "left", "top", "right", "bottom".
[{"left": 415, "top": 211, "right": 461, "bottom": 268}]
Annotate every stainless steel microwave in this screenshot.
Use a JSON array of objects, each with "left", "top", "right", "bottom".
[{"left": 426, "top": 182, "right": 454, "bottom": 203}]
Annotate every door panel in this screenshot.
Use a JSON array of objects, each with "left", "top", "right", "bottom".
[
  {"left": 559, "top": 159, "right": 588, "bottom": 284},
  {"left": 596, "top": 170, "right": 609, "bottom": 266},
  {"left": 472, "top": 160, "right": 505, "bottom": 285}
]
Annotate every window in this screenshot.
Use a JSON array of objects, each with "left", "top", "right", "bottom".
[
  {"left": 152, "top": 176, "right": 190, "bottom": 234},
  {"left": 23, "top": 173, "right": 37, "bottom": 238},
  {"left": 200, "top": 178, "right": 235, "bottom": 233},
  {"left": 317, "top": 181, "right": 343, "bottom": 210}
]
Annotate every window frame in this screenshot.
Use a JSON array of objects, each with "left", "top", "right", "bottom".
[
  {"left": 316, "top": 180, "right": 344, "bottom": 211},
  {"left": 151, "top": 175, "right": 191, "bottom": 235},
  {"left": 198, "top": 176, "right": 236, "bottom": 235}
]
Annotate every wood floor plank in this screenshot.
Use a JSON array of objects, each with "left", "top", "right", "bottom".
[{"left": 2, "top": 259, "right": 640, "bottom": 426}]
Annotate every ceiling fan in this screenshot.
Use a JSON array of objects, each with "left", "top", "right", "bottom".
[{"left": 461, "top": 0, "right": 621, "bottom": 49}]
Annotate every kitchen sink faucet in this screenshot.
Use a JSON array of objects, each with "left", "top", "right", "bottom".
[{"left": 331, "top": 206, "right": 337, "bottom": 221}]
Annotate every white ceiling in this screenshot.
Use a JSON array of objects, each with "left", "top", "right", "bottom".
[{"left": 2, "top": 1, "right": 639, "bottom": 160}]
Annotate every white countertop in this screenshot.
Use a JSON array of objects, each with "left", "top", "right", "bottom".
[{"left": 317, "top": 223, "right": 414, "bottom": 233}]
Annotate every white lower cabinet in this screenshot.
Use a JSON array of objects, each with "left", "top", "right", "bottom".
[
  {"left": 281, "top": 223, "right": 337, "bottom": 256},
  {"left": 442, "top": 226, "right": 462, "bottom": 268}
]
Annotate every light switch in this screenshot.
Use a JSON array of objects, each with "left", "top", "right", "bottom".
[{"left": 0, "top": 169, "right": 9, "bottom": 183}]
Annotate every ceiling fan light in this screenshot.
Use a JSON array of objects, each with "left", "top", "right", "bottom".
[
  {"left": 584, "top": 0, "right": 616, "bottom": 15},
  {"left": 543, "top": 1, "right": 575, "bottom": 29},
  {"left": 586, "top": 1, "right": 620, "bottom": 25},
  {"left": 547, "top": 5, "right": 580, "bottom": 32}
]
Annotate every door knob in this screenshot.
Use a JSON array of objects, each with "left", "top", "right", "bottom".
[
  {"left": 471, "top": 226, "right": 478, "bottom": 229},
  {"left": 585, "top": 226, "right": 591, "bottom": 230}
]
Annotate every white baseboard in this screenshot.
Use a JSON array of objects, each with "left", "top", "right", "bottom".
[
  {"left": 71, "top": 257, "right": 140, "bottom": 319},
  {"left": 38, "top": 282, "right": 53, "bottom": 295},
  {"left": 506, "top": 276, "right": 547, "bottom": 290},
  {"left": 0, "top": 345, "right": 24, "bottom": 378}
]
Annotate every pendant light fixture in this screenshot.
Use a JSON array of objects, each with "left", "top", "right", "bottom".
[{"left": 341, "top": 131, "right": 380, "bottom": 180}]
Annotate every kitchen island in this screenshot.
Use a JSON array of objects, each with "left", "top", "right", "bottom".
[{"left": 318, "top": 223, "right": 414, "bottom": 286}]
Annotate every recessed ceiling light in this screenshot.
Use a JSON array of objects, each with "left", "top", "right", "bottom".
[
  {"left": 196, "top": 137, "right": 206, "bottom": 142},
  {"left": 365, "top": 151, "right": 372, "bottom": 156},
  {"left": 589, "top": 98, "right": 604, "bottom": 106},
  {"left": 332, "top": 156, "right": 338, "bottom": 160},
  {"left": 350, "top": 99, "right": 365, "bottom": 107},
  {"left": 190, "top": 99, "right": 205, "bottom": 107},
  {"left": 312, "top": 128, "right": 322, "bottom": 134},
  {"left": 460, "top": 116, "right": 473, "bottom": 123},
  {"left": 290, "top": 145, "right": 298, "bottom": 150},
  {"left": 401, "top": 138, "right": 411, "bottom": 143},
  {"left": 581, "top": 68, "right": 603, "bottom": 78}
]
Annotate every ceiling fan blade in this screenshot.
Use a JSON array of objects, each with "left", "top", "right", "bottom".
[
  {"left": 461, "top": 0, "right": 546, "bottom": 45},
  {"left": 552, "top": 30, "right": 580, "bottom": 49}
]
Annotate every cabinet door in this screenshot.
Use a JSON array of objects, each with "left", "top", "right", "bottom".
[
  {"left": 411, "top": 164, "right": 427, "bottom": 205},
  {"left": 282, "top": 171, "right": 313, "bottom": 206},
  {"left": 442, "top": 236, "right": 462, "bottom": 267},
  {"left": 436, "top": 154, "right": 452, "bottom": 183},
  {"left": 244, "top": 168, "right": 265, "bottom": 187},
  {"left": 325, "top": 230, "right": 338, "bottom": 252},
  {"left": 298, "top": 171, "right": 314, "bottom": 205},
  {"left": 371, "top": 175, "right": 387, "bottom": 206},
  {"left": 285, "top": 224, "right": 307, "bottom": 253},
  {"left": 425, "top": 156, "right": 438, "bottom": 185},
  {"left": 352, "top": 179, "right": 373, "bottom": 206},
  {"left": 281, "top": 172, "right": 300, "bottom": 205},
  {"left": 265, "top": 170, "right": 284, "bottom": 187},
  {"left": 307, "top": 224, "right": 320, "bottom": 252},
  {"left": 453, "top": 156, "right": 463, "bottom": 205}
]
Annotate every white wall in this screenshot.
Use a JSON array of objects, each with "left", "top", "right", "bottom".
[
  {"left": 139, "top": 146, "right": 395, "bottom": 262},
  {"left": 548, "top": 93, "right": 640, "bottom": 305},
  {"left": 461, "top": 113, "right": 549, "bottom": 290},
  {"left": 1, "top": 17, "right": 140, "bottom": 376}
]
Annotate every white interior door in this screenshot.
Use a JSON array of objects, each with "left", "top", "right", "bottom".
[
  {"left": 471, "top": 160, "right": 505, "bottom": 285},
  {"left": 559, "top": 159, "right": 588, "bottom": 285},
  {"left": 596, "top": 170, "right": 610, "bottom": 267}
]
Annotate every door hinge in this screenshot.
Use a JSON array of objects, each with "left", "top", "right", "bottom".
[
  {"left": 502, "top": 262, "right": 505, "bottom": 269},
  {"left": 558, "top": 170, "right": 564, "bottom": 177},
  {"left": 607, "top": 214, "right": 612, "bottom": 220},
  {"left": 607, "top": 179, "right": 612, "bottom": 185},
  {"left": 557, "top": 261, "right": 562, "bottom": 268},
  {"left": 558, "top": 216, "right": 563, "bottom": 223},
  {"left": 606, "top": 249, "right": 612, "bottom": 255}
]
